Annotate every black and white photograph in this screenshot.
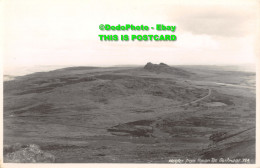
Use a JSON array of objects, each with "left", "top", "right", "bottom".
[{"left": 1, "top": 0, "right": 259, "bottom": 166}]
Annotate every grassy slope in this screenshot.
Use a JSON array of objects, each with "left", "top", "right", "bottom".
[{"left": 3, "top": 65, "right": 256, "bottom": 163}]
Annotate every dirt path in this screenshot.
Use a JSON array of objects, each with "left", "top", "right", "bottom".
[
  {"left": 155, "top": 87, "right": 211, "bottom": 112},
  {"left": 179, "top": 88, "right": 212, "bottom": 106}
]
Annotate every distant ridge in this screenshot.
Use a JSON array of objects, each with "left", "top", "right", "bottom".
[
  {"left": 4, "top": 75, "right": 16, "bottom": 81},
  {"left": 144, "top": 62, "right": 192, "bottom": 76}
]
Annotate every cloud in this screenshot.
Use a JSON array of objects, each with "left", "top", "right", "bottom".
[
  {"left": 166, "top": 4, "right": 258, "bottom": 37},
  {"left": 4, "top": 0, "right": 258, "bottom": 69}
]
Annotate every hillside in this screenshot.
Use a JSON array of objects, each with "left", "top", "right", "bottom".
[{"left": 3, "top": 64, "right": 256, "bottom": 163}]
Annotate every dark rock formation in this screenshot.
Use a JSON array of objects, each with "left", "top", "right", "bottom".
[{"left": 144, "top": 62, "right": 191, "bottom": 77}]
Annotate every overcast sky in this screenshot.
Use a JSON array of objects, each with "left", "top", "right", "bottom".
[{"left": 4, "top": 0, "right": 259, "bottom": 73}]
